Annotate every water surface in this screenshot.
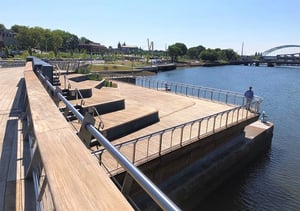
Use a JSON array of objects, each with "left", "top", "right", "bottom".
[{"left": 149, "top": 65, "right": 300, "bottom": 210}]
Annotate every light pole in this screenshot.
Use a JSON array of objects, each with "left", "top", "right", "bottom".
[{"left": 45, "top": 38, "right": 51, "bottom": 53}]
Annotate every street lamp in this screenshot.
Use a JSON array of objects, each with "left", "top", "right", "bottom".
[{"left": 45, "top": 38, "right": 51, "bottom": 53}]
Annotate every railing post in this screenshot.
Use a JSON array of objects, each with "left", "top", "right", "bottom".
[
  {"left": 198, "top": 120, "right": 202, "bottom": 138},
  {"left": 180, "top": 126, "right": 184, "bottom": 146},
  {"left": 170, "top": 128, "right": 175, "bottom": 148},
  {"left": 236, "top": 108, "right": 240, "bottom": 123},
  {"left": 213, "top": 115, "right": 216, "bottom": 133},
  {"left": 225, "top": 111, "right": 229, "bottom": 128},
  {"left": 132, "top": 142, "right": 137, "bottom": 164},
  {"left": 159, "top": 133, "right": 163, "bottom": 155}
]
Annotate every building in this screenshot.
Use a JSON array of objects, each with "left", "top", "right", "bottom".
[
  {"left": 0, "top": 29, "right": 17, "bottom": 48},
  {"left": 78, "top": 41, "right": 107, "bottom": 54},
  {"left": 120, "top": 45, "right": 140, "bottom": 54}
]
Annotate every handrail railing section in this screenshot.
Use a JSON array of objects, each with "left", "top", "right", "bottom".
[
  {"left": 75, "top": 88, "right": 85, "bottom": 106},
  {"left": 95, "top": 77, "right": 262, "bottom": 175},
  {"left": 90, "top": 106, "right": 105, "bottom": 130},
  {"left": 135, "top": 77, "right": 262, "bottom": 107},
  {"left": 93, "top": 99, "right": 260, "bottom": 175}
]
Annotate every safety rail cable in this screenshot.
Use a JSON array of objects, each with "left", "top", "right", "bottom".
[
  {"left": 36, "top": 70, "right": 180, "bottom": 211},
  {"left": 132, "top": 77, "right": 263, "bottom": 106},
  {"left": 75, "top": 88, "right": 85, "bottom": 106},
  {"left": 63, "top": 74, "right": 72, "bottom": 89},
  {"left": 90, "top": 106, "right": 105, "bottom": 130},
  {"left": 92, "top": 100, "right": 261, "bottom": 173}
]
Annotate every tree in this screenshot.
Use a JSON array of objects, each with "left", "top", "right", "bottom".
[
  {"left": 168, "top": 42, "right": 188, "bottom": 62},
  {"left": 0, "top": 24, "right": 6, "bottom": 30},
  {"left": 174, "top": 43, "right": 187, "bottom": 56},
  {"left": 66, "top": 35, "right": 79, "bottom": 51},
  {"left": 4, "top": 47, "right": 9, "bottom": 58},
  {"left": 222, "top": 49, "right": 239, "bottom": 61},
  {"left": 168, "top": 45, "right": 181, "bottom": 62},
  {"left": 187, "top": 45, "right": 205, "bottom": 60},
  {"left": 13, "top": 25, "right": 31, "bottom": 49},
  {"left": 200, "top": 49, "right": 218, "bottom": 62},
  {"left": 50, "top": 31, "right": 63, "bottom": 56}
]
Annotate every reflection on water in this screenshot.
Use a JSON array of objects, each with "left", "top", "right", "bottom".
[{"left": 150, "top": 65, "right": 300, "bottom": 210}]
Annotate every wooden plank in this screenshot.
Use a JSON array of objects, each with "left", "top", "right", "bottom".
[
  {"left": 0, "top": 66, "right": 26, "bottom": 211},
  {"left": 24, "top": 66, "right": 133, "bottom": 210}
]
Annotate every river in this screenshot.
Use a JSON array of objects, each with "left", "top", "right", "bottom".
[{"left": 149, "top": 65, "right": 300, "bottom": 210}]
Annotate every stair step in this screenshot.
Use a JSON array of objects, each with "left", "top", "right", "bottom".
[{"left": 99, "top": 105, "right": 159, "bottom": 141}]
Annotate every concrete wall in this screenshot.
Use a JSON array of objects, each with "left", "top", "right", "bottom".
[{"left": 116, "top": 117, "right": 273, "bottom": 209}]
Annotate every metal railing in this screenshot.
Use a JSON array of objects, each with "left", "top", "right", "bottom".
[
  {"left": 89, "top": 106, "right": 105, "bottom": 130},
  {"left": 135, "top": 77, "right": 262, "bottom": 107},
  {"left": 75, "top": 88, "right": 85, "bottom": 106},
  {"left": 93, "top": 100, "right": 260, "bottom": 175},
  {"left": 34, "top": 68, "right": 180, "bottom": 211}
]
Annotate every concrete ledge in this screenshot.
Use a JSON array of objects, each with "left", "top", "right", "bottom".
[
  {"left": 123, "top": 118, "right": 274, "bottom": 209},
  {"left": 66, "top": 88, "right": 93, "bottom": 100},
  {"left": 101, "top": 108, "right": 159, "bottom": 141},
  {"left": 82, "top": 99, "right": 125, "bottom": 115}
]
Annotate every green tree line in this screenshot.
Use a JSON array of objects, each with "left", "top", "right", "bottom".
[
  {"left": 168, "top": 43, "right": 239, "bottom": 62},
  {"left": 1, "top": 24, "right": 95, "bottom": 56},
  {"left": 1, "top": 23, "right": 239, "bottom": 62}
]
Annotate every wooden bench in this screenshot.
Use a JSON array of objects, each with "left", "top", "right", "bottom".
[{"left": 24, "top": 63, "right": 133, "bottom": 210}]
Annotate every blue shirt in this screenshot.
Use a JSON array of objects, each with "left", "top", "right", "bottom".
[{"left": 244, "top": 90, "right": 254, "bottom": 99}]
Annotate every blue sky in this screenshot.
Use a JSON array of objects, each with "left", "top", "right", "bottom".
[{"left": 1, "top": 0, "right": 300, "bottom": 55}]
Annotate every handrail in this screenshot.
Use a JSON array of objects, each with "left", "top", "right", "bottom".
[
  {"left": 120, "top": 77, "right": 263, "bottom": 106},
  {"left": 35, "top": 69, "right": 181, "bottom": 211},
  {"left": 63, "top": 74, "right": 72, "bottom": 89},
  {"left": 90, "top": 106, "right": 105, "bottom": 130},
  {"left": 92, "top": 100, "right": 261, "bottom": 174},
  {"left": 75, "top": 88, "right": 85, "bottom": 106}
]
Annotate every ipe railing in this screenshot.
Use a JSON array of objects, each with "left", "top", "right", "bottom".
[{"left": 93, "top": 100, "right": 260, "bottom": 175}]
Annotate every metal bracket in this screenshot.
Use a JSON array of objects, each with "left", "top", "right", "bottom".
[
  {"left": 63, "top": 106, "right": 70, "bottom": 119},
  {"left": 78, "top": 112, "right": 95, "bottom": 147},
  {"left": 54, "top": 86, "right": 62, "bottom": 106}
]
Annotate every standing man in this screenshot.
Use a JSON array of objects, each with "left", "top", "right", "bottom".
[{"left": 244, "top": 86, "right": 254, "bottom": 110}]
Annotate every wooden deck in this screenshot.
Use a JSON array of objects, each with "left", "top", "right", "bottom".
[
  {"left": 61, "top": 74, "right": 257, "bottom": 174},
  {"left": 64, "top": 74, "right": 237, "bottom": 143},
  {"left": 0, "top": 66, "right": 133, "bottom": 210},
  {"left": 0, "top": 63, "right": 260, "bottom": 210},
  {"left": 0, "top": 66, "right": 35, "bottom": 210}
]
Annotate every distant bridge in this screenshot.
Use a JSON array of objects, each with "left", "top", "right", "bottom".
[
  {"left": 262, "top": 45, "right": 300, "bottom": 56},
  {"left": 237, "top": 45, "right": 300, "bottom": 67}
]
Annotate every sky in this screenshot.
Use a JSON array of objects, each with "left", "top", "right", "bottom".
[{"left": 1, "top": 0, "right": 300, "bottom": 55}]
